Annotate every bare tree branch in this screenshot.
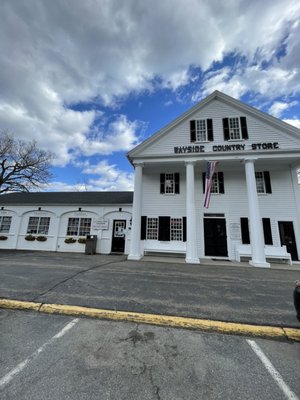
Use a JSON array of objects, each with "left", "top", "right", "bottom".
[{"left": 0, "top": 131, "right": 54, "bottom": 193}]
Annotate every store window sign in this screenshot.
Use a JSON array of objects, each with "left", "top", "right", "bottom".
[{"left": 92, "top": 218, "right": 109, "bottom": 230}]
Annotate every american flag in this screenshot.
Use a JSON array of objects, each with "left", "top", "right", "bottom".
[{"left": 204, "top": 161, "right": 218, "bottom": 208}]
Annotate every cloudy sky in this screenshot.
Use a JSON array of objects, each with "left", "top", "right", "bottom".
[{"left": 1, "top": 0, "right": 300, "bottom": 191}]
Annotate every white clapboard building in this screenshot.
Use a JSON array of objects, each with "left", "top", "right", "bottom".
[
  {"left": 0, "top": 192, "right": 133, "bottom": 254},
  {"left": 127, "top": 91, "right": 300, "bottom": 266},
  {"left": 0, "top": 91, "right": 299, "bottom": 266}
]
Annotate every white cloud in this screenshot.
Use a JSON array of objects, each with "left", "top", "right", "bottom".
[
  {"left": 45, "top": 160, "right": 134, "bottom": 192},
  {"left": 0, "top": 0, "right": 300, "bottom": 167},
  {"left": 283, "top": 118, "right": 300, "bottom": 129},
  {"left": 269, "top": 101, "right": 298, "bottom": 117},
  {"left": 80, "top": 115, "right": 141, "bottom": 156}
]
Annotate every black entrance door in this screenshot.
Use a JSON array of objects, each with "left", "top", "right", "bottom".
[
  {"left": 204, "top": 218, "right": 228, "bottom": 257},
  {"left": 278, "top": 221, "right": 298, "bottom": 261},
  {"left": 111, "top": 220, "right": 126, "bottom": 253}
]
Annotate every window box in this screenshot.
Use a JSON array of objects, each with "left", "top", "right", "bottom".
[
  {"left": 0, "top": 235, "right": 8, "bottom": 241},
  {"left": 64, "top": 237, "right": 77, "bottom": 244},
  {"left": 36, "top": 236, "right": 47, "bottom": 242},
  {"left": 78, "top": 237, "right": 86, "bottom": 244},
  {"left": 25, "top": 234, "right": 36, "bottom": 241}
]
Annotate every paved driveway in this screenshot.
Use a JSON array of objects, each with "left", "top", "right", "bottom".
[{"left": 0, "top": 250, "right": 299, "bottom": 327}]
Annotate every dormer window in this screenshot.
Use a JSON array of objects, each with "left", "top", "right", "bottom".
[
  {"left": 223, "top": 117, "right": 248, "bottom": 140},
  {"left": 190, "top": 119, "right": 213, "bottom": 142}
]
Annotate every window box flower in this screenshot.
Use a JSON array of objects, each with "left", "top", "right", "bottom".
[
  {"left": 36, "top": 236, "right": 47, "bottom": 242},
  {"left": 25, "top": 234, "right": 36, "bottom": 241},
  {"left": 64, "top": 237, "right": 77, "bottom": 244}
]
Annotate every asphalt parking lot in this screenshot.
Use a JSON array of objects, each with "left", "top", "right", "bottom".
[
  {"left": 0, "top": 250, "right": 299, "bottom": 327},
  {"left": 1, "top": 309, "right": 300, "bottom": 400}
]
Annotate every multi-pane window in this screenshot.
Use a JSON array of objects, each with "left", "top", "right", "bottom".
[
  {"left": 229, "top": 117, "right": 241, "bottom": 139},
  {"left": 170, "top": 218, "right": 182, "bottom": 241},
  {"left": 196, "top": 119, "right": 207, "bottom": 141},
  {"left": 66, "top": 218, "right": 91, "bottom": 236},
  {"left": 165, "top": 173, "right": 175, "bottom": 194},
  {"left": 210, "top": 173, "right": 219, "bottom": 194},
  {"left": 255, "top": 172, "right": 266, "bottom": 193},
  {"left": 27, "top": 217, "right": 50, "bottom": 234},
  {"left": 0, "top": 216, "right": 12, "bottom": 233},
  {"left": 146, "top": 218, "right": 158, "bottom": 240}
]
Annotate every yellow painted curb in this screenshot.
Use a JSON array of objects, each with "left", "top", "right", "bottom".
[
  {"left": 0, "top": 298, "right": 42, "bottom": 311},
  {"left": 1, "top": 298, "right": 299, "bottom": 341},
  {"left": 283, "top": 328, "right": 300, "bottom": 341}
]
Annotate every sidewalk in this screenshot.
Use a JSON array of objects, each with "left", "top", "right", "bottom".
[{"left": 0, "top": 250, "right": 299, "bottom": 338}]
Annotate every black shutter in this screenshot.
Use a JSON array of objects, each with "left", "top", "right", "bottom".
[
  {"left": 158, "top": 216, "right": 170, "bottom": 241},
  {"left": 175, "top": 173, "right": 180, "bottom": 194},
  {"left": 264, "top": 171, "right": 272, "bottom": 193},
  {"left": 218, "top": 172, "right": 224, "bottom": 194},
  {"left": 240, "top": 116, "right": 248, "bottom": 139},
  {"left": 262, "top": 218, "right": 273, "bottom": 245},
  {"left": 240, "top": 218, "right": 250, "bottom": 244},
  {"left": 223, "top": 118, "right": 230, "bottom": 140},
  {"left": 183, "top": 217, "right": 186, "bottom": 242},
  {"left": 190, "top": 120, "right": 196, "bottom": 142},
  {"left": 207, "top": 119, "right": 213, "bottom": 141},
  {"left": 160, "top": 173, "right": 165, "bottom": 194},
  {"left": 202, "top": 172, "right": 206, "bottom": 193},
  {"left": 141, "top": 216, "right": 147, "bottom": 240}
]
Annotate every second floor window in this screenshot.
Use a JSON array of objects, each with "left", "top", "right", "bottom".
[
  {"left": 160, "top": 173, "right": 180, "bottom": 194},
  {"left": 255, "top": 171, "right": 272, "bottom": 194},
  {"left": 27, "top": 217, "right": 50, "bottom": 235},
  {"left": 202, "top": 172, "right": 224, "bottom": 194},
  {"left": 190, "top": 119, "right": 213, "bottom": 142},
  {"left": 223, "top": 117, "right": 248, "bottom": 140}
]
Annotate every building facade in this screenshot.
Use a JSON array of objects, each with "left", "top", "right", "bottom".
[
  {"left": 0, "top": 91, "right": 299, "bottom": 266},
  {"left": 127, "top": 91, "right": 300, "bottom": 266},
  {"left": 0, "top": 192, "right": 133, "bottom": 254}
]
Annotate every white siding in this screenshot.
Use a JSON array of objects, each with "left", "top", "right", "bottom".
[
  {"left": 140, "top": 163, "right": 300, "bottom": 260},
  {"left": 138, "top": 99, "right": 300, "bottom": 157}
]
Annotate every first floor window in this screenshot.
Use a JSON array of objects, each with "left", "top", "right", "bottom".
[
  {"left": 170, "top": 218, "right": 183, "bottom": 241},
  {"left": 142, "top": 216, "right": 186, "bottom": 242},
  {"left": 27, "top": 217, "right": 50, "bottom": 234},
  {"left": 146, "top": 218, "right": 158, "bottom": 240},
  {"left": 67, "top": 218, "right": 91, "bottom": 236},
  {"left": 0, "top": 216, "right": 12, "bottom": 233}
]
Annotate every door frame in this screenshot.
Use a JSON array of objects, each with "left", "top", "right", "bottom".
[
  {"left": 111, "top": 219, "right": 126, "bottom": 253},
  {"left": 278, "top": 220, "right": 299, "bottom": 261},
  {"left": 203, "top": 216, "right": 228, "bottom": 258}
]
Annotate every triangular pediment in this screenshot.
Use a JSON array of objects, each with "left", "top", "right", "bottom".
[{"left": 128, "top": 91, "right": 300, "bottom": 161}]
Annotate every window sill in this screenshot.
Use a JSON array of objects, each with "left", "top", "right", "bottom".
[{"left": 227, "top": 139, "right": 245, "bottom": 142}]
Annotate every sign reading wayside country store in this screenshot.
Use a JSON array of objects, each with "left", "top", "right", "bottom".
[{"left": 174, "top": 142, "right": 280, "bottom": 154}]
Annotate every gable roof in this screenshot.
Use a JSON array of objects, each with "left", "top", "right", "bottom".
[
  {"left": 0, "top": 191, "right": 133, "bottom": 206},
  {"left": 127, "top": 90, "right": 300, "bottom": 161}
]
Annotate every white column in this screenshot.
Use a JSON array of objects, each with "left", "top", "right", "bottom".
[
  {"left": 244, "top": 159, "right": 270, "bottom": 267},
  {"left": 185, "top": 161, "right": 200, "bottom": 264},
  {"left": 128, "top": 163, "right": 143, "bottom": 260}
]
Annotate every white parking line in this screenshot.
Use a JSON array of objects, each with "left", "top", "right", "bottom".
[
  {"left": 0, "top": 318, "right": 79, "bottom": 389},
  {"left": 247, "top": 339, "right": 299, "bottom": 400}
]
